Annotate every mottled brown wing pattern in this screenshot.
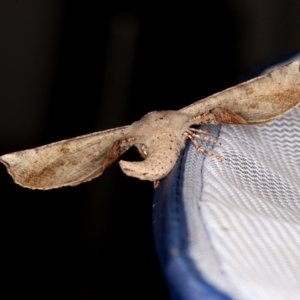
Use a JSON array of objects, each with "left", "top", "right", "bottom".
[
  {"left": 0, "top": 126, "right": 132, "bottom": 190},
  {"left": 180, "top": 60, "right": 300, "bottom": 124}
]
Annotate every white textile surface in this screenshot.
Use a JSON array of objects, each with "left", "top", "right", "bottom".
[{"left": 183, "top": 105, "right": 300, "bottom": 300}]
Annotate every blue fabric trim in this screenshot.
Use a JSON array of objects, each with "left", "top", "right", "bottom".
[
  {"left": 153, "top": 54, "right": 300, "bottom": 299},
  {"left": 153, "top": 145, "right": 232, "bottom": 300}
]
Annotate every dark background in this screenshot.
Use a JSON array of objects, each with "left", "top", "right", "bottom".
[{"left": 0, "top": 1, "right": 299, "bottom": 299}]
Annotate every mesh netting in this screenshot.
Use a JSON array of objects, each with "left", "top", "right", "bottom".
[{"left": 182, "top": 105, "right": 300, "bottom": 299}]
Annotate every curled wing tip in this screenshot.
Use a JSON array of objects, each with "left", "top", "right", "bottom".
[
  {"left": 0, "top": 154, "right": 50, "bottom": 190},
  {"left": 0, "top": 154, "right": 35, "bottom": 190},
  {"left": 0, "top": 154, "right": 18, "bottom": 180},
  {"left": 0, "top": 155, "right": 10, "bottom": 169}
]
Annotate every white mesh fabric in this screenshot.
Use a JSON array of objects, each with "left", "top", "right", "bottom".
[{"left": 182, "top": 105, "right": 300, "bottom": 300}]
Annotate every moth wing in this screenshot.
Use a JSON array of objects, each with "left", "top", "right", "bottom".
[
  {"left": 0, "top": 126, "right": 134, "bottom": 190},
  {"left": 180, "top": 60, "right": 300, "bottom": 124}
]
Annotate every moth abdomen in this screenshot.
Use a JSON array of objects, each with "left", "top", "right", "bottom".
[{"left": 119, "top": 132, "right": 185, "bottom": 181}]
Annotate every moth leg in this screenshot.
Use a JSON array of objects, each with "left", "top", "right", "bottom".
[
  {"left": 189, "top": 127, "right": 210, "bottom": 135},
  {"left": 121, "top": 137, "right": 137, "bottom": 146},
  {"left": 184, "top": 131, "right": 223, "bottom": 162},
  {"left": 140, "top": 144, "right": 148, "bottom": 158},
  {"left": 185, "top": 129, "right": 221, "bottom": 145},
  {"left": 189, "top": 111, "right": 216, "bottom": 124},
  {"left": 153, "top": 180, "right": 160, "bottom": 189},
  {"left": 135, "top": 144, "right": 148, "bottom": 159}
]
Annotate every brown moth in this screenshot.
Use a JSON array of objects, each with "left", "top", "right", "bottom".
[{"left": 1, "top": 60, "right": 300, "bottom": 190}]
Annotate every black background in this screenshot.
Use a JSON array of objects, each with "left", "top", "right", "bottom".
[{"left": 0, "top": 1, "right": 299, "bottom": 299}]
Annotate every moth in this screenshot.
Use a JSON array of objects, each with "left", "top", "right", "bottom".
[{"left": 1, "top": 60, "right": 299, "bottom": 190}]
